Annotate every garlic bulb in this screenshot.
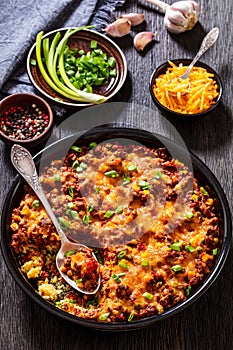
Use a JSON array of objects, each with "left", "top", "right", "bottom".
[
  {"left": 119, "top": 13, "right": 145, "bottom": 26},
  {"left": 104, "top": 18, "right": 131, "bottom": 37},
  {"left": 146, "top": 0, "right": 200, "bottom": 34},
  {"left": 165, "top": 1, "right": 200, "bottom": 33},
  {"left": 134, "top": 31, "right": 157, "bottom": 51}
]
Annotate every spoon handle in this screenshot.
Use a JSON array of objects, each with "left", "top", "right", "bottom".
[
  {"left": 181, "top": 27, "right": 219, "bottom": 79},
  {"left": 10, "top": 144, "right": 68, "bottom": 244}
]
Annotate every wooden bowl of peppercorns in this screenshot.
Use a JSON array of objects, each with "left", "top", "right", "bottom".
[{"left": 0, "top": 93, "right": 53, "bottom": 148}]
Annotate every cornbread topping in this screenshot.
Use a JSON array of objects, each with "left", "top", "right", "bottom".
[{"left": 10, "top": 141, "right": 222, "bottom": 322}]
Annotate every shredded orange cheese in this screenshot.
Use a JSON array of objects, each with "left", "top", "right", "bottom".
[{"left": 153, "top": 61, "right": 219, "bottom": 114}]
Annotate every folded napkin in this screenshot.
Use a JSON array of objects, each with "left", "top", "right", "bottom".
[{"left": 0, "top": 0, "right": 126, "bottom": 96}]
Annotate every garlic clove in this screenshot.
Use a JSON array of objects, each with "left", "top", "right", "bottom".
[
  {"left": 104, "top": 18, "right": 131, "bottom": 37},
  {"left": 133, "top": 31, "right": 157, "bottom": 51},
  {"left": 119, "top": 13, "right": 145, "bottom": 26}
]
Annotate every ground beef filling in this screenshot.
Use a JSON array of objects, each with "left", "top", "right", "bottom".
[
  {"left": 10, "top": 142, "right": 222, "bottom": 322},
  {"left": 61, "top": 247, "right": 99, "bottom": 292}
]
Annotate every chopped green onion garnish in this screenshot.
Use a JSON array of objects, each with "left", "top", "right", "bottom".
[
  {"left": 141, "top": 259, "right": 149, "bottom": 266},
  {"left": 67, "top": 202, "right": 75, "bottom": 209},
  {"left": 117, "top": 250, "right": 127, "bottom": 259},
  {"left": 110, "top": 69, "right": 117, "bottom": 77},
  {"left": 185, "top": 286, "right": 191, "bottom": 297},
  {"left": 76, "top": 278, "right": 83, "bottom": 284},
  {"left": 68, "top": 186, "right": 74, "bottom": 198},
  {"left": 95, "top": 187, "right": 100, "bottom": 194},
  {"left": 170, "top": 241, "right": 183, "bottom": 252},
  {"left": 99, "top": 312, "right": 110, "bottom": 321},
  {"left": 75, "top": 162, "right": 88, "bottom": 173},
  {"left": 58, "top": 217, "right": 70, "bottom": 230},
  {"left": 118, "top": 260, "right": 128, "bottom": 269},
  {"left": 213, "top": 248, "right": 219, "bottom": 255},
  {"left": 112, "top": 273, "right": 125, "bottom": 283},
  {"left": 79, "top": 162, "right": 88, "bottom": 169},
  {"left": 70, "top": 210, "right": 80, "bottom": 220},
  {"left": 93, "top": 49, "right": 102, "bottom": 55},
  {"left": 71, "top": 145, "right": 82, "bottom": 153},
  {"left": 104, "top": 170, "right": 119, "bottom": 178},
  {"left": 141, "top": 259, "right": 149, "bottom": 267},
  {"left": 88, "top": 142, "right": 97, "bottom": 149},
  {"left": 186, "top": 212, "right": 194, "bottom": 219},
  {"left": 185, "top": 245, "right": 196, "bottom": 253},
  {"left": 54, "top": 174, "right": 60, "bottom": 181},
  {"left": 171, "top": 265, "right": 183, "bottom": 273},
  {"left": 83, "top": 215, "right": 92, "bottom": 225},
  {"left": 128, "top": 311, "right": 135, "bottom": 322},
  {"left": 65, "top": 209, "right": 72, "bottom": 217},
  {"left": 138, "top": 180, "right": 152, "bottom": 190},
  {"left": 93, "top": 248, "right": 103, "bottom": 264},
  {"left": 126, "top": 164, "right": 137, "bottom": 172},
  {"left": 115, "top": 206, "right": 123, "bottom": 214},
  {"left": 75, "top": 166, "right": 84, "bottom": 173},
  {"left": 155, "top": 170, "right": 163, "bottom": 179},
  {"left": 142, "top": 292, "right": 153, "bottom": 300},
  {"left": 66, "top": 299, "right": 77, "bottom": 304},
  {"left": 90, "top": 40, "right": 98, "bottom": 49},
  {"left": 104, "top": 210, "right": 115, "bottom": 218},
  {"left": 30, "top": 58, "right": 37, "bottom": 65},
  {"left": 64, "top": 249, "right": 77, "bottom": 257},
  {"left": 67, "top": 202, "right": 74, "bottom": 209},
  {"left": 123, "top": 176, "right": 130, "bottom": 186},
  {"left": 112, "top": 274, "right": 121, "bottom": 283},
  {"left": 108, "top": 56, "right": 116, "bottom": 68},
  {"left": 87, "top": 204, "right": 94, "bottom": 213},
  {"left": 32, "top": 199, "right": 40, "bottom": 208},
  {"left": 72, "top": 160, "right": 79, "bottom": 169}
]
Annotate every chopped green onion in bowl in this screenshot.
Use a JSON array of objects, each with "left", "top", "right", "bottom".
[{"left": 27, "top": 27, "right": 127, "bottom": 108}]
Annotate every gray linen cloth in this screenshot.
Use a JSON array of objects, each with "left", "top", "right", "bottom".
[{"left": 0, "top": 0, "right": 126, "bottom": 100}]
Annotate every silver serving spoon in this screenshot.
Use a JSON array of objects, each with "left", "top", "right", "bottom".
[
  {"left": 167, "top": 27, "right": 219, "bottom": 94},
  {"left": 178, "top": 27, "right": 219, "bottom": 80},
  {"left": 11, "top": 144, "right": 101, "bottom": 295}
]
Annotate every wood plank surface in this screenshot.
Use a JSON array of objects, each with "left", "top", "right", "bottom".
[{"left": 0, "top": 0, "right": 232, "bottom": 349}]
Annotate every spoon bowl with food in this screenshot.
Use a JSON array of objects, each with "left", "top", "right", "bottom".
[{"left": 11, "top": 144, "right": 101, "bottom": 295}]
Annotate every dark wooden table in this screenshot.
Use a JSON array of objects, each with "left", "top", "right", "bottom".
[{"left": 1, "top": 1, "right": 232, "bottom": 349}]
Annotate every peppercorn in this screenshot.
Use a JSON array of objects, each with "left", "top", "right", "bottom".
[{"left": 0, "top": 104, "right": 49, "bottom": 140}]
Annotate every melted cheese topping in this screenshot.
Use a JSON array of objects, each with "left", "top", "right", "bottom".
[{"left": 10, "top": 143, "right": 222, "bottom": 323}]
